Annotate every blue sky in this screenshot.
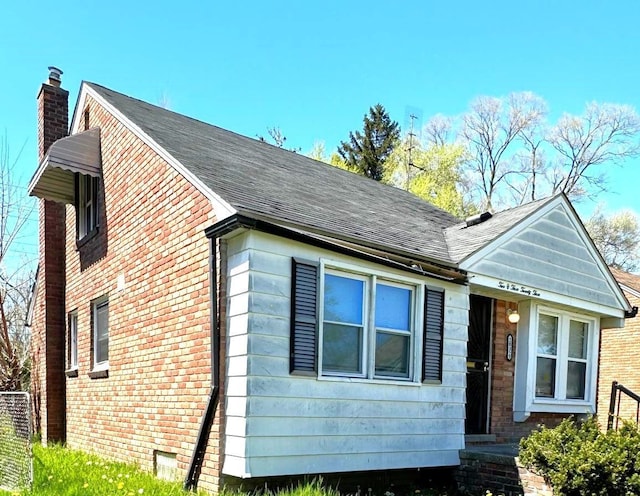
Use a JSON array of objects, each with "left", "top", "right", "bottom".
[{"left": 3, "top": 0, "right": 640, "bottom": 270}]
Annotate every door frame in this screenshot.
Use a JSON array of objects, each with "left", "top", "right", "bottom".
[{"left": 465, "top": 294, "right": 494, "bottom": 435}]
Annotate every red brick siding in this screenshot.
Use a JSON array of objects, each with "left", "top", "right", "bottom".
[
  {"left": 60, "top": 96, "right": 222, "bottom": 492},
  {"left": 597, "top": 290, "right": 640, "bottom": 427},
  {"left": 32, "top": 81, "right": 69, "bottom": 443},
  {"left": 490, "top": 300, "right": 565, "bottom": 442}
]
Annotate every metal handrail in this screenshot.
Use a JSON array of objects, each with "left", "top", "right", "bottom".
[{"left": 607, "top": 381, "right": 640, "bottom": 430}]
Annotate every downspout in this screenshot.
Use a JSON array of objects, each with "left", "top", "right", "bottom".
[{"left": 184, "top": 235, "right": 221, "bottom": 491}]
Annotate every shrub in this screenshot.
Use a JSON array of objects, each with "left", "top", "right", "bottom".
[{"left": 519, "top": 416, "right": 640, "bottom": 495}]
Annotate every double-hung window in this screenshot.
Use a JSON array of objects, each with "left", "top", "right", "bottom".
[
  {"left": 290, "top": 259, "right": 445, "bottom": 383},
  {"left": 322, "top": 271, "right": 414, "bottom": 379},
  {"left": 77, "top": 173, "right": 99, "bottom": 239},
  {"left": 93, "top": 297, "right": 109, "bottom": 371},
  {"left": 67, "top": 311, "right": 78, "bottom": 371},
  {"left": 322, "top": 270, "right": 415, "bottom": 380},
  {"left": 535, "top": 311, "right": 590, "bottom": 401}
]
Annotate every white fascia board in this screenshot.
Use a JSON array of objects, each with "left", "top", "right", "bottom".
[
  {"left": 619, "top": 283, "right": 640, "bottom": 300},
  {"left": 71, "top": 83, "right": 236, "bottom": 220},
  {"left": 561, "top": 197, "right": 633, "bottom": 313},
  {"left": 468, "top": 273, "right": 625, "bottom": 318},
  {"left": 27, "top": 156, "right": 49, "bottom": 194}
]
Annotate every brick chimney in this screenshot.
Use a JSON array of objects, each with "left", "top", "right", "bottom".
[{"left": 35, "top": 66, "right": 68, "bottom": 444}]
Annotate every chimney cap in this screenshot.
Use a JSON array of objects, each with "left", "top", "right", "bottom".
[{"left": 47, "top": 66, "right": 63, "bottom": 86}]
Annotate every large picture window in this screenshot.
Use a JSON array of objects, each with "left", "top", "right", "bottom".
[
  {"left": 321, "top": 269, "right": 415, "bottom": 380},
  {"left": 535, "top": 310, "right": 592, "bottom": 401}
]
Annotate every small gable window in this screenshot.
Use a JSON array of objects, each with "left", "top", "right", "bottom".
[
  {"left": 76, "top": 173, "right": 99, "bottom": 240},
  {"left": 291, "top": 259, "right": 444, "bottom": 383}
]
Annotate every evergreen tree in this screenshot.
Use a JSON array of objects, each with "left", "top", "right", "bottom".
[{"left": 338, "top": 104, "right": 400, "bottom": 181}]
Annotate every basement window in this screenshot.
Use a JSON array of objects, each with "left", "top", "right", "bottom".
[{"left": 154, "top": 451, "right": 178, "bottom": 481}]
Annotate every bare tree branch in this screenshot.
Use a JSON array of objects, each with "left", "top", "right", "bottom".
[
  {"left": 549, "top": 102, "right": 640, "bottom": 201},
  {"left": 0, "top": 132, "right": 35, "bottom": 391},
  {"left": 460, "top": 92, "right": 547, "bottom": 211}
]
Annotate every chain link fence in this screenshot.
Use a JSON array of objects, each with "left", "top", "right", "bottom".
[{"left": 0, "top": 392, "right": 32, "bottom": 491}]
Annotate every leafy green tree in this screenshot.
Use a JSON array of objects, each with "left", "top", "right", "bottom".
[
  {"left": 383, "top": 136, "right": 471, "bottom": 217},
  {"left": 307, "top": 141, "right": 360, "bottom": 174},
  {"left": 585, "top": 207, "right": 640, "bottom": 272},
  {"left": 338, "top": 104, "right": 400, "bottom": 181}
]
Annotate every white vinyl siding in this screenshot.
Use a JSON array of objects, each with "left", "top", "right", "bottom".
[
  {"left": 223, "top": 230, "right": 468, "bottom": 478},
  {"left": 464, "top": 204, "right": 621, "bottom": 310}
]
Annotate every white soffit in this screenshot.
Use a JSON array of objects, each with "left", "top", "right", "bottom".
[{"left": 28, "top": 127, "right": 101, "bottom": 204}]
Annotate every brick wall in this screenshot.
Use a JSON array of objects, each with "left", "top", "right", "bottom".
[
  {"left": 32, "top": 78, "right": 69, "bottom": 444},
  {"left": 456, "top": 450, "right": 552, "bottom": 496},
  {"left": 597, "top": 288, "right": 640, "bottom": 427},
  {"left": 59, "top": 95, "right": 222, "bottom": 492},
  {"left": 490, "top": 300, "right": 565, "bottom": 442}
]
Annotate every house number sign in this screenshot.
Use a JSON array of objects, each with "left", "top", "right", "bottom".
[
  {"left": 506, "top": 333, "right": 513, "bottom": 361},
  {"left": 498, "top": 281, "right": 541, "bottom": 297}
]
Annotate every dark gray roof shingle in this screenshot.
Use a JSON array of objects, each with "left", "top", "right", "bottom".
[{"left": 87, "top": 82, "right": 462, "bottom": 265}]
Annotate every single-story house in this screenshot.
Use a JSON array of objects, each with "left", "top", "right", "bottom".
[{"left": 28, "top": 67, "right": 633, "bottom": 493}]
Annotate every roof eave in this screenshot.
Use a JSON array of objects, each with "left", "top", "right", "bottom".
[{"left": 205, "top": 213, "right": 467, "bottom": 284}]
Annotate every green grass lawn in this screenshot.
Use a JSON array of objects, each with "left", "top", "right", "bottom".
[
  {"left": 1, "top": 444, "right": 459, "bottom": 496},
  {"left": 2, "top": 443, "right": 205, "bottom": 496}
]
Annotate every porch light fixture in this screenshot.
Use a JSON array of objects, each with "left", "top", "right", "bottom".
[{"left": 507, "top": 308, "right": 520, "bottom": 324}]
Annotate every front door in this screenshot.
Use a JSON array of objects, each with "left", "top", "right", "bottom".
[{"left": 466, "top": 294, "right": 492, "bottom": 434}]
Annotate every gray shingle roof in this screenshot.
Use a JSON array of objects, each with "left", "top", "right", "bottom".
[
  {"left": 87, "top": 82, "right": 462, "bottom": 265},
  {"left": 444, "top": 196, "right": 557, "bottom": 263}
]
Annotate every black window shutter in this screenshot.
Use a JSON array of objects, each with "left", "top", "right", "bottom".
[
  {"left": 290, "top": 258, "right": 319, "bottom": 375},
  {"left": 423, "top": 287, "right": 444, "bottom": 382}
]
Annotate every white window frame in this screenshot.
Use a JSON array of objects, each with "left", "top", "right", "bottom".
[
  {"left": 78, "top": 173, "right": 99, "bottom": 239},
  {"left": 534, "top": 309, "right": 592, "bottom": 401},
  {"left": 318, "top": 260, "right": 423, "bottom": 383},
  {"left": 92, "top": 296, "right": 109, "bottom": 371},
  {"left": 68, "top": 311, "right": 78, "bottom": 371},
  {"left": 514, "top": 301, "right": 599, "bottom": 420}
]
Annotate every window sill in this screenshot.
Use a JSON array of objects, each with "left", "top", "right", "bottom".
[
  {"left": 65, "top": 368, "right": 79, "bottom": 378},
  {"left": 317, "top": 375, "right": 421, "bottom": 387},
  {"left": 88, "top": 368, "right": 109, "bottom": 379},
  {"left": 530, "top": 398, "right": 594, "bottom": 412},
  {"left": 515, "top": 398, "right": 595, "bottom": 421},
  {"left": 76, "top": 226, "right": 99, "bottom": 250}
]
